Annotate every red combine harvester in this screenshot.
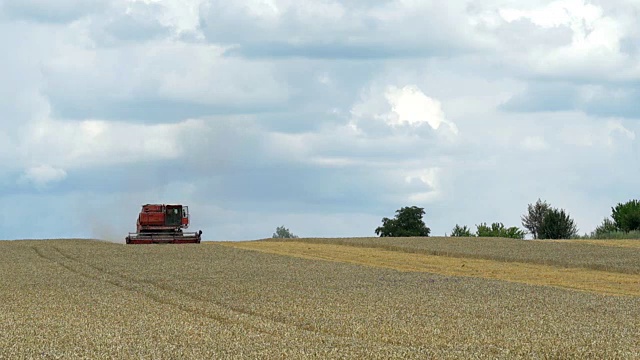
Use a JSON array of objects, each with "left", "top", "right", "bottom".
[{"left": 125, "top": 204, "right": 202, "bottom": 244}]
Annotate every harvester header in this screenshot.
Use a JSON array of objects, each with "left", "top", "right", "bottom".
[{"left": 125, "top": 204, "right": 202, "bottom": 244}]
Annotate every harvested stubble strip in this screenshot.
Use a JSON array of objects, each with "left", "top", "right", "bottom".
[
  {"left": 249, "top": 236, "right": 640, "bottom": 274},
  {"left": 544, "top": 239, "right": 640, "bottom": 249},
  {"left": 223, "top": 241, "right": 640, "bottom": 297}
]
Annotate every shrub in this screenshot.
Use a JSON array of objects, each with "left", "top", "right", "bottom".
[
  {"left": 475, "top": 222, "right": 526, "bottom": 239},
  {"left": 592, "top": 217, "right": 618, "bottom": 237},
  {"left": 589, "top": 230, "right": 640, "bottom": 240},
  {"left": 450, "top": 224, "right": 474, "bottom": 237},
  {"left": 611, "top": 200, "right": 640, "bottom": 232},
  {"left": 272, "top": 226, "right": 298, "bottom": 239},
  {"left": 538, "top": 208, "right": 578, "bottom": 239}
]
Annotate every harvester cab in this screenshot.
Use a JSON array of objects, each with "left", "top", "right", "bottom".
[{"left": 125, "top": 204, "right": 203, "bottom": 244}]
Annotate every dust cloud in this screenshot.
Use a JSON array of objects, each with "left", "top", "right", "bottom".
[{"left": 89, "top": 220, "right": 126, "bottom": 244}]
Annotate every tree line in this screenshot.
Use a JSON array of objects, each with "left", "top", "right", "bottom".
[
  {"left": 372, "top": 199, "right": 640, "bottom": 240},
  {"left": 271, "top": 199, "right": 640, "bottom": 240}
]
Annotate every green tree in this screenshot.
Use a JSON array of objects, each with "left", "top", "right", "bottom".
[
  {"left": 375, "top": 206, "right": 431, "bottom": 237},
  {"left": 272, "top": 225, "right": 298, "bottom": 239},
  {"left": 504, "top": 226, "right": 527, "bottom": 239},
  {"left": 450, "top": 224, "right": 473, "bottom": 237},
  {"left": 611, "top": 199, "right": 640, "bottom": 232},
  {"left": 521, "top": 198, "right": 551, "bottom": 239},
  {"left": 592, "top": 217, "right": 618, "bottom": 237},
  {"left": 538, "top": 208, "right": 578, "bottom": 239},
  {"left": 475, "top": 222, "right": 526, "bottom": 239}
]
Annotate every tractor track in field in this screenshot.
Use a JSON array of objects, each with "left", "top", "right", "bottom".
[
  {"left": 30, "top": 244, "right": 412, "bottom": 350},
  {"left": 31, "top": 244, "right": 279, "bottom": 338}
]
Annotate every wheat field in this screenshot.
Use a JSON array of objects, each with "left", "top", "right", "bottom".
[{"left": 1, "top": 238, "right": 639, "bottom": 359}]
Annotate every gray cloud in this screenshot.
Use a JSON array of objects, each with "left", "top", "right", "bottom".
[
  {"left": 48, "top": 97, "right": 286, "bottom": 124},
  {"left": 39, "top": 41, "right": 291, "bottom": 122},
  {"left": 488, "top": 16, "right": 574, "bottom": 51},
  {"left": 465, "top": 0, "right": 640, "bottom": 84},
  {"left": 620, "top": 38, "right": 639, "bottom": 57},
  {"left": 0, "top": 0, "right": 108, "bottom": 23},
  {"left": 222, "top": 41, "right": 461, "bottom": 60},
  {"left": 500, "top": 82, "right": 580, "bottom": 113},
  {"left": 581, "top": 86, "right": 640, "bottom": 119},
  {"left": 93, "top": 4, "right": 172, "bottom": 44},
  {"left": 500, "top": 82, "right": 640, "bottom": 119},
  {"left": 200, "top": 1, "right": 491, "bottom": 59},
  {"left": 2, "top": 0, "right": 640, "bottom": 241},
  {"left": 4, "top": 110, "right": 454, "bottom": 222},
  {"left": 190, "top": 165, "right": 407, "bottom": 214}
]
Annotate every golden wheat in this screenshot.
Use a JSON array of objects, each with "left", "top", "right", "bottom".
[
  {"left": 1, "top": 239, "right": 639, "bottom": 359},
  {"left": 259, "top": 236, "right": 640, "bottom": 274},
  {"left": 225, "top": 240, "right": 640, "bottom": 296},
  {"left": 544, "top": 239, "right": 640, "bottom": 249}
]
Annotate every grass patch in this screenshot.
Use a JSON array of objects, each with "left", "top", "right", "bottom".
[{"left": 586, "top": 230, "right": 640, "bottom": 240}]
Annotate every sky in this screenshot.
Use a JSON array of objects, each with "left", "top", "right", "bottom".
[{"left": 1, "top": 0, "right": 639, "bottom": 241}]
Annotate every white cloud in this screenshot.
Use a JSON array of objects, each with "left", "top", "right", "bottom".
[
  {"left": 384, "top": 85, "right": 459, "bottom": 135},
  {"left": 349, "top": 84, "right": 459, "bottom": 141},
  {"left": 317, "top": 72, "right": 331, "bottom": 85},
  {"left": 21, "top": 118, "right": 206, "bottom": 170},
  {"left": 404, "top": 168, "right": 442, "bottom": 203},
  {"left": 556, "top": 116, "right": 636, "bottom": 148},
  {"left": 0, "top": 0, "right": 109, "bottom": 22},
  {"left": 2, "top": 0, "right": 640, "bottom": 241},
  {"left": 499, "top": 0, "right": 603, "bottom": 29},
  {"left": 200, "top": 0, "right": 349, "bottom": 43},
  {"left": 135, "top": 0, "right": 207, "bottom": 37},
  {"left": 521, "top": 136, "right": 549, "bottom": 151},
  {"left": 19, "top": 165, "right": 67, "bottom": 188},
  {"left": 200, "top": 0, "right": 495, "bottom": 58},
  {"left": 496, "top": 0, "right": 639, "bottom": 80},
  {"left": 606, "top": 119, "right": 635, "bottom": 144},
  {"left": 40, "top": 40, "right": 289, "bottom": 119}
]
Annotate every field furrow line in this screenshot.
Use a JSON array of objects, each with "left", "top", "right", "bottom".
[
  {"left": 7, "top": 239, "right": 639, "bottom": 358},
  {"left": 31, "top": 245, "right": 281, "bottom": 338},
  {"left": 42, "top": 245, "right": 416, "bottom": 350}
]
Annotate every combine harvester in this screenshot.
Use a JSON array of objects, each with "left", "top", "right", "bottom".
[{"left": 126, "top": 204, "right": 202, "bottom": 244}]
